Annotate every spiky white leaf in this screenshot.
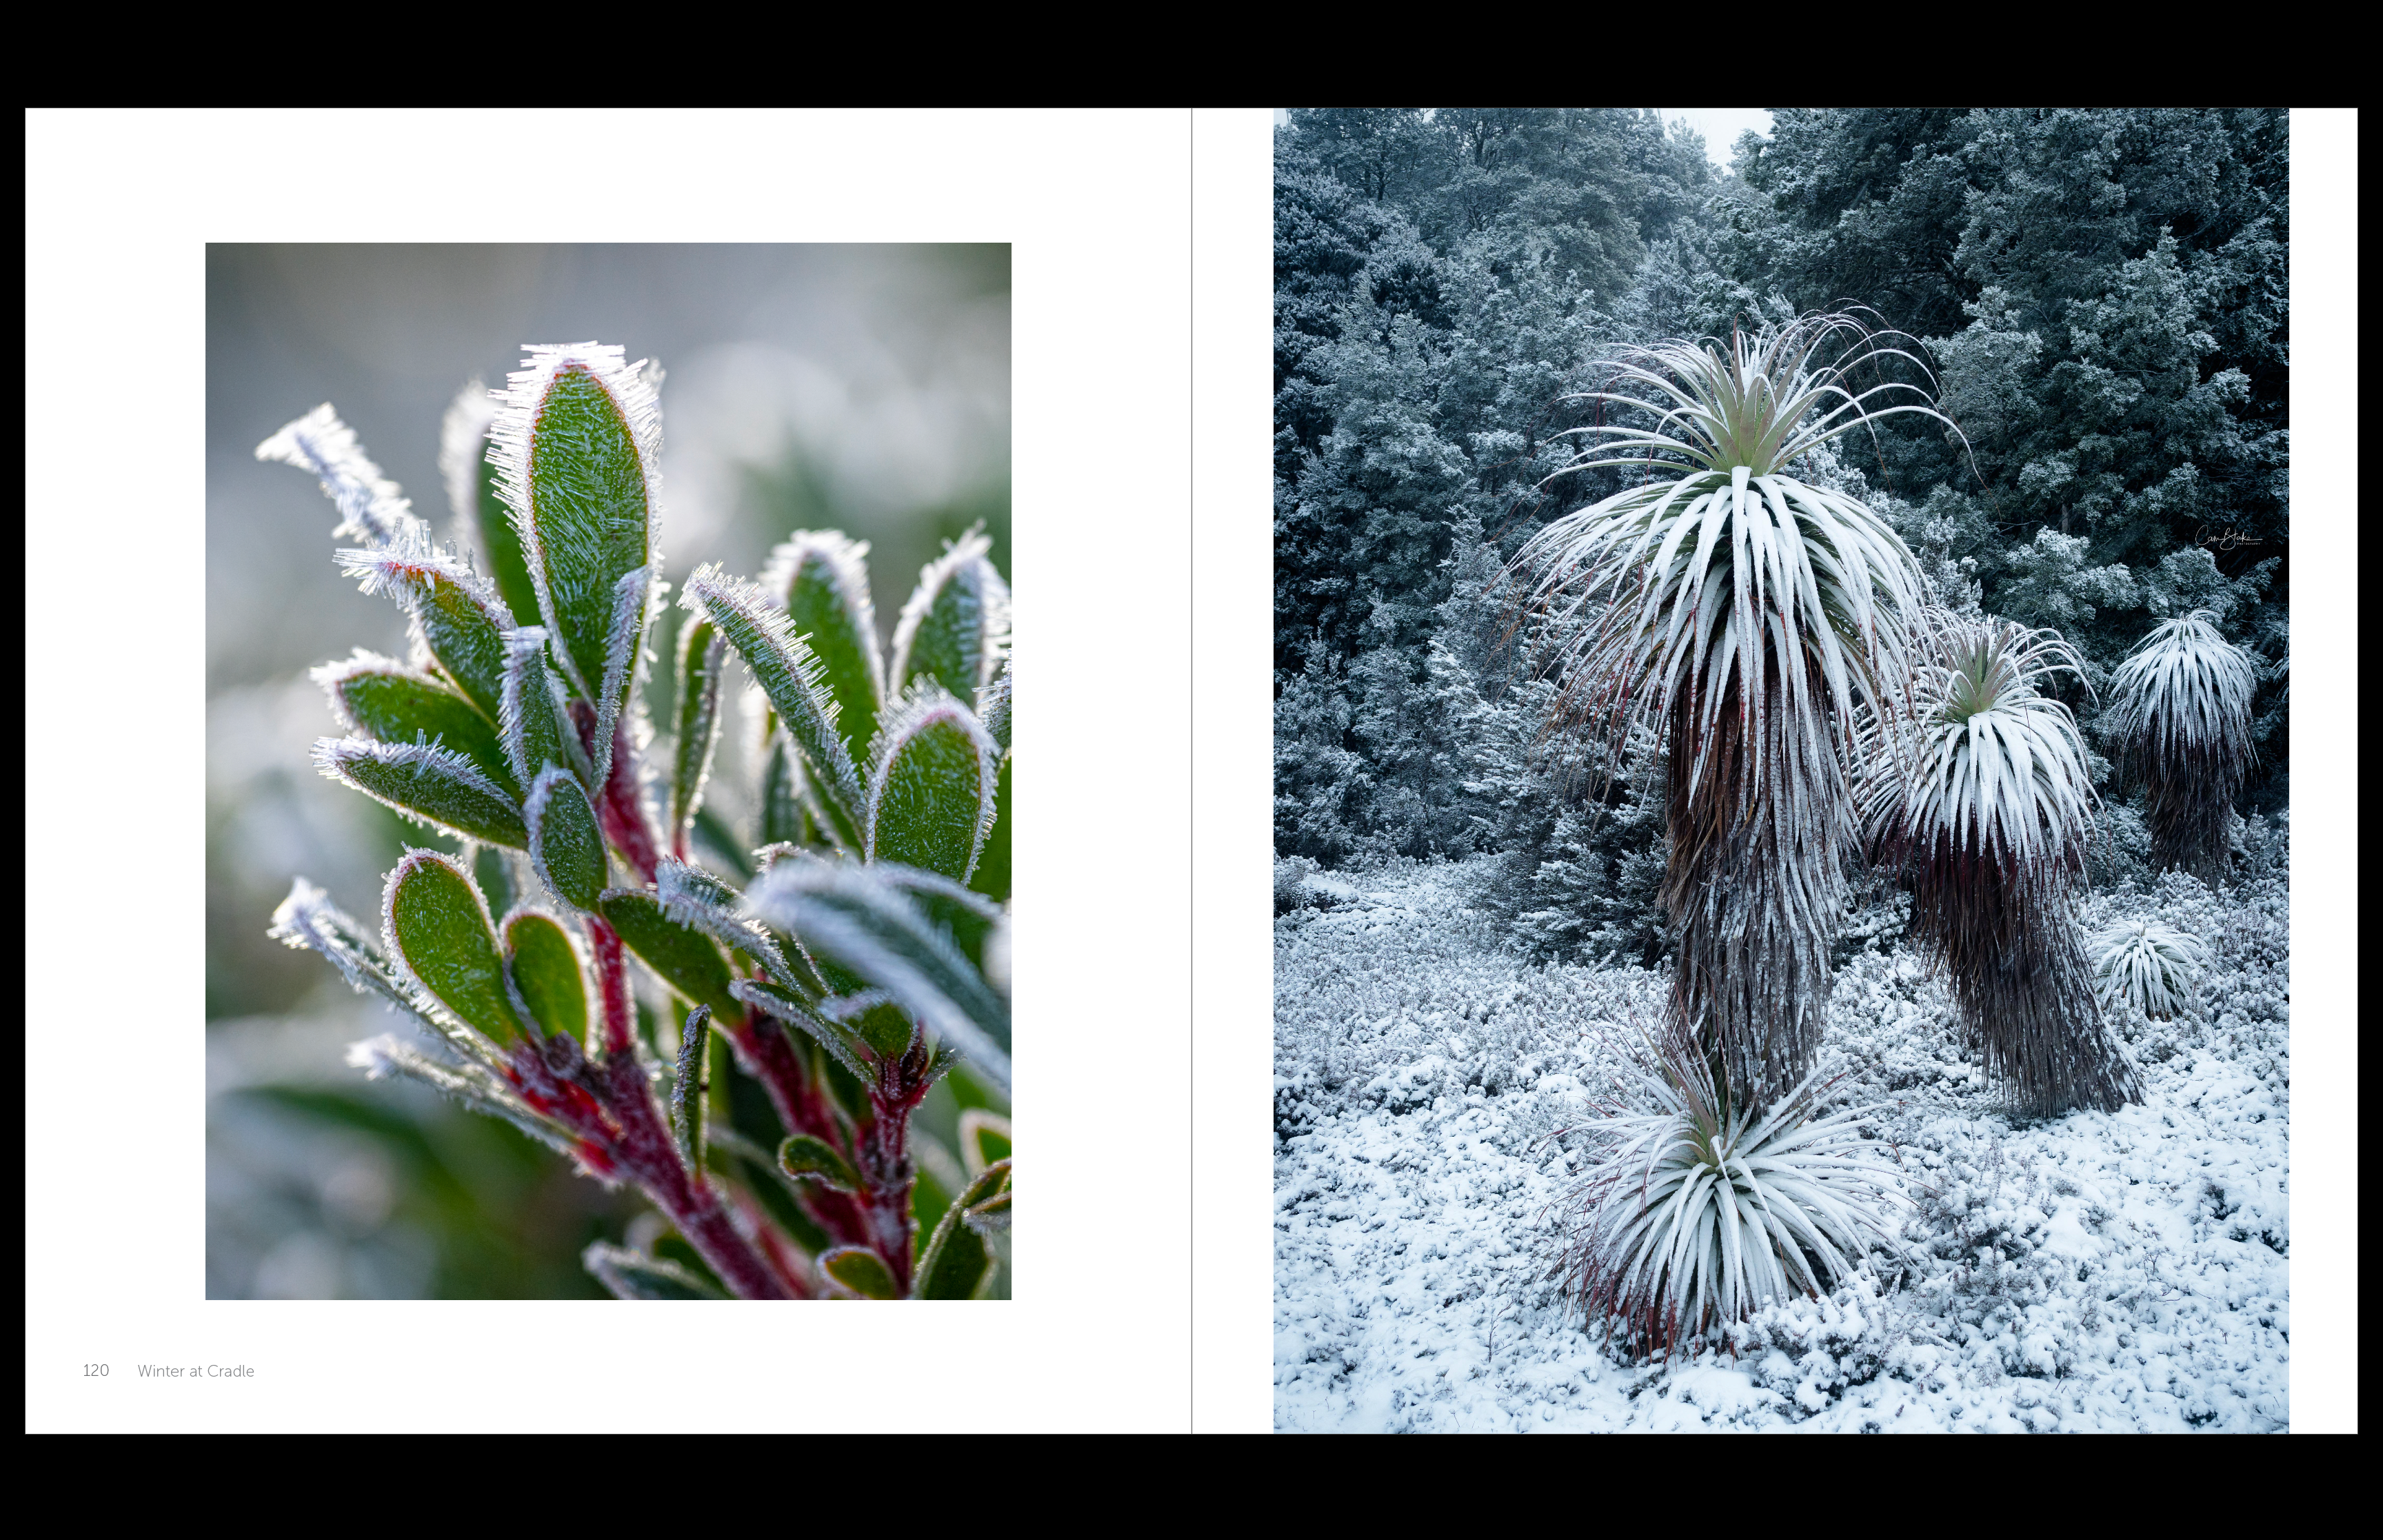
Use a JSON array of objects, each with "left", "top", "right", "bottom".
[
  {"left": 486, "top": 343, "right": 664, "bottom": 700},
  {"left": 255, "top": 403, "right": 421, "bottom": 547},
  {"left": 2089, "top": 920, "right": 2209, "bottom": 1020}
]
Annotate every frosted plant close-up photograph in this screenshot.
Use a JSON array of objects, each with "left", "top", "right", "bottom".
[
  {"left": 208, "top": 245, "right": 1013, "bottom": 1301},
  {"left": 1270, "top": 109, "right": 2302, "bottom": 1430}
]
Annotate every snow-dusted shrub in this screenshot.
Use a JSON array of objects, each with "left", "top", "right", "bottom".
[
  {"left": 1274, "top": 856, "right": 1317, "bottom": 914},
  {"left": 1725, "top": 1266, "right": 1912, "bottom": 1416},
  {"left": 2084, "top": 801, "right": 2155, "bottom": 893},
  {"left": 1274, "top": 860, "right": 1656, "bottom": 1108},
  {"left": 1552, "top": 1031, "right": 1904, "bottom": 1358},
  {"left": 261, "top": 354, "right": 1012, "bottom": 1300},
  {"left": 2235, "top": 808, "right": 2288, "bottom": 882},
  {"left": 2107, "top": 609, "right": 2259, "bottom": 882},
  {"left": 1832, "top": 886, "right": 1913, "bottom": 966},
  {"left": 2090, "top": 921, "right": 2207, "bottom": 1020}
]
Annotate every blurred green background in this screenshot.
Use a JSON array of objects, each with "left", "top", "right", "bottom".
[{"left": 207, "top": 244, "right": 1010, "bottom": 1297}]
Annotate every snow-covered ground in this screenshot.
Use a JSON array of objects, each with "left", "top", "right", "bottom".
[{"left": 1274, "top": 861, "right": 2289, "bottom": 1432}]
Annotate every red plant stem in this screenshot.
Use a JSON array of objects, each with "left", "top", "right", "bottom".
[
  {"left": 588, "top": 917, "right": 635, "bottom": 1058},
  {"left": 723, "top": 1009, "right": 875, "bottom": 1250},
  {"left": 852, "top": 1040, "right": 935, "bottom": 1295},
  {"left": 572, "top": 702, "right": 661, "bottom": 884},
  {"left": 730, "top": 1186, "right": 815, "bottom": 1299},
  {"left": 597, "top": 1053, "right": 790, "bottom": 1300}
]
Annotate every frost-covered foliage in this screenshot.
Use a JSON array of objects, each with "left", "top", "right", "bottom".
[
  {"left": 1276, "top": 863, "right": 2288, "bottom": 1432},
  {"left": 2090, "top": 921, "right": 2208, "bottom": 1021},
  {"left": 2107, "top": 609, "right": 2260, "bottom": 882},
  {"left": 259, "top": 354, "right": 1012, "bottom": 1300},
  {"left": 1553, "top": 1037, "right": 1904, "bottom": 1357},
  {"left": 1858, "top": 611, "right": 2138, "bottom": 1116}
]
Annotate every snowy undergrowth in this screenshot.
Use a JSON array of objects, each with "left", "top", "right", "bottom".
[{"left": 1274, "top": 858, "right": 2287, "bottom": 1432}]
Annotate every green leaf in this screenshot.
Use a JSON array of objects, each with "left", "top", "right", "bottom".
[
  {"left": 493, "top": 348, "right": 656, "bottom": 705},
  {"left": 730, "top": 978, "right": 872, "bottom": 1082},
  {"left": 865, "top": 693, "right": 998, "bottom": 882},
  {"left": 978, "top": 658, "right": 1011, "bottom": 754},
  {"left": 412, "top": 563, "right": 517, "bottom": 721},
  {"left": 889, "top": 528, "right": 1008, "bottom": 698},
  {"left": 587, "top": 566, "right": 653, "bottom": 791},
  {"left": 672, "top": 1004, "right": 712, "bottom": 1173},
  {"left": 844, "top": 998, "right": 918, "bottom": 1061},
  {"left": 383, "top": 851, "right": 526, "bottom": 1042},
  {"left": 758, "top": 730, "right": 816, "bottom": 849},
  {"left": 956, "top": 1109, "right": 1012, "bottom": 1177},
  {"left": 270, "top": 878, "right": 470, "bottom": 1049},
  {"left": 336, "top": 540, "right": 519, "bottom": 725},
  {"left": 316, "top": 654, "right": 518, "bottom": 799},
  {"left": 670, "top": 618, "right": 727, "bottom": 849},
  {"left": 501, "top": 909, "right": 587, "bottom": 1042},
  {"left": 747, "top": 856, "right": 1012, "bottom": 1091},
  {"left": 599, "top": 889, "right": 741, "bottom": 1017},
  {"left": 525, "top": 768, "right": 608, "bottom": 912},
  {"left": 316, "top": 737, "right": 527, "bottom": 849},
  {"left": 770, "top": 531, "right": 884, "bottom": 763},
  {"left": 681, "top": 567, "right": 867, "bottom": 850},
  {"left": 913, "top": 1159, "right": 1007, "bottom": 1299},
  {"left": 914, "top": 1213, "right": 993, "bottom": 1299},
  {"left": 472, "top": 846, "right": 516, "bottom": 918},
  {"left": 500, "top": 625, "right": 581, "bottom": 791},
  {"left": 583, "top": 1242, "right": 725, "bottom": 1301},
  {"left": 650, "top": 1234, "right": 729, "bottom": 1296},
  {"left": 876, "top": 866, "right": 1003, "bottom": 975},
  {"left": 655, "top": 857, "right": 814, "bottom": 996},
  {"left": 777, "top": 1133, "right": 862, "bottom": 1193},
  {"left": 820, "top": 1246, "right": 899, "bottom": 1300},
  {"left": 969, "top": 753, "right": 1012, "bottom": 904}
]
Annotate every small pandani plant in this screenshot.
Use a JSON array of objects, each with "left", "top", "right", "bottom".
[
  {"left": 1857, "top": 611, "right": 2140, "bottom": 1117},
  {"left": 2089, "top": 921, "right": 2207, "bottom": 1022},
  {"left": 2106, "top": 609, "right": 2258, "bottom": 883},
  {"left": 1551, "top": 1020, "right": 1903, "bottom": 1358},
  {"left": 262, "top": 343, "right": 1014, "bottom": 1300}
]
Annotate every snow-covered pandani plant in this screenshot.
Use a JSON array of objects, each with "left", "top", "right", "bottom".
[
  {"left": 1857, "top": 610, "right": 2140, "bottom": 1117},
  {"left": 1507, "top": 312, "right": 1941, "bottom": 1113},
  {"left": 262, "top": 345, "right": 1014, "bottom": 1301},
  {"left": 2089, "top": 921, "right": 2208, "bottom": 1022},
  {"left": 2106, "top": 609, "right": 2258, "bottom": 883},
  {"left": 1551, "top": 1024, "right": 1904, "bottom": 1358}
]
